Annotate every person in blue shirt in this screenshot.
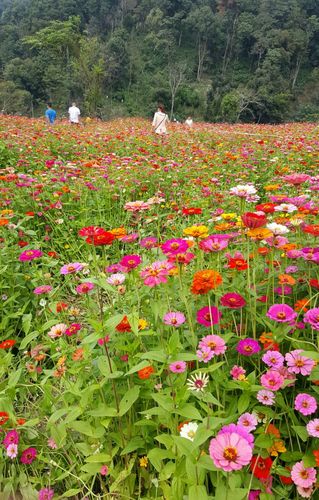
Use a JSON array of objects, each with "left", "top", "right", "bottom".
[{"left": 45, "top": 103, "right": 57, "bottom": 124}]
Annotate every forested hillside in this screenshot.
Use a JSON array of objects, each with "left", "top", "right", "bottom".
[{"left": 0, "top": 0, "right": 319, "bottom": 122}]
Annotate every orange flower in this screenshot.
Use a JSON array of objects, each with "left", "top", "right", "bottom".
[
  {"left": 268, "top": 439, "right": 286, "bottom": 457},
  {"left": 72, "top": 348, "right": 84, "bottom": 361},
  {"left": 110, "top": 227, "right": 127, "bottom": 239},
  {"left": 278, "top": 274, "right": 296, "bottom": 286},
  {"left": 258, "top": 247, "right": 270, "bottom": 256},
  {"left": 313, "top": 450, "right": 319, "bottom": 466},
  {"left": 138, "top": 366, "right": 155, "bottom": 380},
  {"left": 246, "top": 228, "right": 273, "bottom": 240},
  {"left": 0, "top": 218, "right": 9, "bottom": 226},
  {"left": 191, "top": 270, "right": 222, "bottom": 295},
  {"left": 214, "top": 222, "right": 234, "bottom": 232},
  {"left": 265, "top": 423, "right": 281, "bottom": 438},
  {"left": 116, "top": 315, "right": 132, "bottom": 333},
  {"left": 294, "top": 298, "right": 310, "bottom": 312},
  {"left": 281, "top": 243, "right": 297, "bottom": 252}
]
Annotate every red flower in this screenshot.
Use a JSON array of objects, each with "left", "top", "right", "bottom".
[
  {"left": 241, "top": 212, "right": 267, "bottom": 229},
  {"left": 138, "top": 366, "right": 155, "bottom": 379},
  {"left": 78, "top": 226, "right": 105, "bottom": 237},
  {"left": 228, "top": 258, "right": 248, "bottom": 271},
  {"left": 310, "top": 279, "right": 319, "bottom": 290},
  {"left": 0, "top": 411, "right": 9, "bottom": 425},
  {"left": 250, "top": 455, "right": 273, "bottom": 480},
  {"left": 313, "top": 449, "right": 319, "bottom": 467},
  {"left": 48, "top": 251, "right": 58, "bottom": 258},
  {"left": 182, "top": 207, "right": 202, "bottom": 215},
  {"left": 0, "top": 339, "right": 16, "bottom": 349},
  {"left": 116, "top": 316, "right": 132, "bottom": 333},
  {"left": 18, "top": 241, "right": 29, "bottom": 247},
  {"left": 279, "top": 467, "right": 293, "bottom": 484},
  {"left": 86, "top": 231, "right": 115, "bottom": 246},
  {"left": 256, "top": 203, "right": 275, "bottom": 214},
  {"left": 56, "top": 302, "right": 68, "bottom": 313},
  {"left": 302, "top": 224, "right": 319, "bottom": 237}
]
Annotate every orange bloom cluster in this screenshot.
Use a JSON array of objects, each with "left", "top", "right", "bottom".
[{"left": 191, "top": 270, "right": 222, "bottom": 295}]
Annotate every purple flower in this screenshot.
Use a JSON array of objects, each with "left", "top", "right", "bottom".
[
  {"left": 20, "top": 447, "right": 37, "bottom": 464},
  {"left": 304, "top": 308, "right": 319, "bottom": 331},
  {"left": 196, "top": 306, "right": 221, "bottom": 326},
  {"left": 38, "top": 488, "right": 54, "bottom": 500},
  {"left": 236, "top": 338, "right": 261, "bottom": 356},
  {"left": 257, "top": 390, "right": 275, "bottom": 406},
  {"left": 262, "top": 350, "right": 284, "bottom": 369},
  {"left": 163, "top": 311, "right": 186, "bottom": 327},
  {"left": 294, "top": 393, "right": 317, "bottom": 416},
  {"left": 266, "top": 304, "right": 297, "bottom": 323}
]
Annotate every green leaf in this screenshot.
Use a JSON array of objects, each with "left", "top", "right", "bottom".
[
  {"left": 300, "top": 350, "right": 319, "bottom": 361},
  {"left": 62, "top": 489, "right": 82, "bottom": 497},
  {"left": 237, "top": 392, "right": 251, "bottom": 414},
  {"left": 88, "top": 405, "right": 117, "bottom": 417},
  {"left": 172, "top": 436, "right": 196, "bottom": 461},
  {"left": 292, "top": 425, "right": 308, "bottom": 442},
  {"left": 19, "top": 330, "right": 39, "bottom": 350},
  {"left": 86, "top": 453, "right": 112, "bottom": 463},
  {"left": 81, "top": 462, "right": 101, "bottom": 474},
  {"left": 8, "top": 368, "right": 22, "bottom": 388},
  {"left": 22, "top": 313, "right": 32, "bottom": 334},
  {"left": 125, "top": 360, "right": 150, "bottom": 375},
  {"left": 120, "top": 436, "right": 145, "bottom": 455},
  {"left": 69, "top": 420, "right": 94, "bottom": 437},
  {"left": 192, "top": 426, "right": 215, "bottom": 447},
  {"left": 254, "top": 434, "right": 273, "bottom": 449},
  {"left": 140, "top": 350, "right": 167, "bottom": 362},
  {"left": 188, "top": 485, "right": 208, "bottom": 500},
  {"left": 152, "top": 393, "right": 174, "bottom": 412},
  {"left": 118, "top": 386, "right": 140, "bottom": 416},
  {"left": 197, "top": 453, "right": 217, "bottom": 472},
  {"left": 175, "top": 404, "right": 202, "bottom": 421},
  {"left": 147, "top": 448, "right": 174, "bottom": 472}
]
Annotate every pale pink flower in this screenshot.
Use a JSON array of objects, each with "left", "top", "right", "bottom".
[
  {"left": 237, "top": 413, "right": 258, "bottom": 432},
  {"left": 209, "top": 430, "right": 252, "bottom": 471},
  {"left": 285, "top": 350, "right": 315, "bottom": 376},
  {"left": 262, "top": 350, "right": 284, "bottom": 369},
  {"left": 291, "top": 461, "right": 316, "bottom": 488},
  {"left": 306, "top": 419, "right": 319, "bottom": 438},
  {"left": 48, "top": 323, "right": 67, "bottom": 339},
  {"left": 6, "top": 443, "right": 18, "bottom": 459},
  {"left": 260, "top": 370, "right": 284, "bottom": 391}
]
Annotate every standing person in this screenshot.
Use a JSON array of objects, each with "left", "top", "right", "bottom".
[
  {"left": 152, "top": 105, "right": 169, "bottom": 135},
  {"left": 45, "top": 103, "right": 56, "bottom": 125},
  {"left": 185, "top": 116, "right": 193, "bottom": 128},
  {"left": 68, "top": 102, "right": 81, "bottom": 125}
]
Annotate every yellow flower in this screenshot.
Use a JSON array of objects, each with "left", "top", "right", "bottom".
[
  {"left": 264, "top": 184, "right": 280, "bottom": 191},
  {"left": 221, "top": 213, "right": 237, "bottom": 220},
  {"left": 183, "top": 225, "right": 209, "bottom": 239},
  {"left": 110, "top": 227, "right": 126, "bottom": 239},
  {"left": 138, "top": 319, "right": 148, "bottom": 331},
  {"left": 139, "top": 456, "right": 148, "bottom": 468},
  {"left": 268, "top": 440, "right": 286, "bottom": 457}
]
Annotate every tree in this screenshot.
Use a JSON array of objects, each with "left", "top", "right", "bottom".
[{"left": 168, "top": 62, "right": 187, "bottom": 119}]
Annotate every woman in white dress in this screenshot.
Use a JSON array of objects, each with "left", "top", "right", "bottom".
[{"left": 152, "top": 106, "right": 169, "bottom": 135}]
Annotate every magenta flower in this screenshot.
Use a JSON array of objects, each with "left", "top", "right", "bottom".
[
  {"left": 219, "top": 423, "right": 254, "bottom": 448},
  {"left": 248, "top": 491, "right": 261, "bottom": 500},
  {"left": 65, "top": 323, "right": 81, "bottom": 336},
  {"left": 285, "top": 350, "right": 315, "bottom": 376},
  {"left": 198, "top": 334, "right": 227, "bottom": 356},
  {"left": 237, "top": 413, "right": 258, "bottom": 432},
  {"left": 161, "top": 238, "right": 188, "bottom": 256},
  {"left": 105, "top": 263, "right": 126, "bottom": 273},
  {"left": 38, "top": 488, "right": 55, "bottom": 500},
  {"left": 120, "top": 254, "right": 142, "bottom": 270},
  {"left": 220, "top": 293, "right": 246, "bottom": 309},
  {"left": 169, "top": 361, "right": 187, "bottom": 373},
  {"left": 19, "top": 249, "right": 43, "bottom": 261},
  {"left": 163, "top": 311, "right": 186, "bottom": 327},
  {"left": 3, "top": 429, "right": 19, "bottom": 448},
  {"left": 33, "top": 285, "right": 52, "bottom": 295},
  {"left": 303, "top": 308, "right": 319, "bottom": 330},
  {"left": 262, "top": 350, "right": 284, "bottom": 369},
  {"left": 266, "top": 304, "right": 297, "bottom": 323},
  {"left": 140, "top": 261, "right": 171, "bottom": 287},
  {"left": 209, "top": 429, "right": 253, "bottom": 471},
  {"left": 6, "top": 443, "right": 18, "bottom": 459},
  {"left": 199, "top": 236, "right": 229, "bottom": 253},
  {"left": 291, "top": 461, "right": 317, "bottom": 488},
  {"left": 257, "top": 390, "right": 275, "bottom": 406},
  {"left": 76, "top": 282, "right": 94, "bottom": 294},
  {"left": 236, "top": 338, "right": 261, "bottom": 356},
  {"left": 196, "top": 306, "right": 221, "bottom": 327},
  {"left": 60, "top": 262, "right": 83, "bottom": 275},
  {"left": 120, "top": 233, "right": 139, "bottom": 243},
  {"left": 197, "top": 347, "right": 215, "bottom": 363},
  {"left": 306, "top": 419, "right": 319, "bottom": 438},
  {"left": 20, "top": 447, "right": 37, "bottom": 464},
  {"left": 140, "top": 237, "right": 158, "bottom": 249},
  {"left": 294, "top": 393, "right": 317, "bottom": 416},
  {"left": 230, "top": 365, "right": 246, "bottom": 380},
  {"left": 260, "top": 370, "right": 285, "bottom": 391}
]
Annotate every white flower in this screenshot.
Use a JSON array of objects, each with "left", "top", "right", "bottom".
[
  {"left": 180, "top": 422, "right": 198, "bottom": 441},
  {"left": 266, "top": 222, "right": 290, "bottom": 235},
  {"left": 229, "top": 184, "right": 257, "bottom": 197},
  {"left": 186, "top": 372, "right": 209, "bottom": 392},
  {"left": 48, "top": 323, "right": 67, "bottom": 339},
  {"left": 107, "top": 273, "right": 126, "bottom": 286},
  {"left": 274, "top": 203, "right": 297, "bottom": 213},
  {"left": 39, "top": 299, "right": 47, "bottom": 307}
]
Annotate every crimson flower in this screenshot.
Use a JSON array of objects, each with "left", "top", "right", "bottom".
[
  {"left": 250, "top": 455, "right": 273, "bottom": 480},
  {"left": 241, "top": 212, "right": 267, "bottom": 228}
]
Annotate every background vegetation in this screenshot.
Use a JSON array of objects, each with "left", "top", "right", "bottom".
[{"left": 0, "top": 0, "right": 319, "bottom": 122}]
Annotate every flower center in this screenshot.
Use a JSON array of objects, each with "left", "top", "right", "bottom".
[
  {"left": 207, "top": 341, "right": 216, "bottom": 348},
  {"left": 277, "top": 312, "right": 286, "bottom": 319},
  {"left": 187, "top": 430, "right": 195, "bottom": 439},
  {"left": 300, "top": 470, "right": 309, "bottom": 479},
  {"left": 223, "top": 446, "right": 238, "bottom": 461},
  {"left": 194, "top": 380, "right": 204, "bottom": 388},
  {"left": 296, "top": 360, "right": 304, "bottom": 367}
]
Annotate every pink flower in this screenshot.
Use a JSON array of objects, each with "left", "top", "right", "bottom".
[
  {"left": 291, "top": 461, "right": 316, "bottom": 488},
  {"left": 262, "top": 350, "right": 284, "bottom": 369},
  {"left": 260, "top": 370, "right": 285, "bottom": 391},
  {"left": 76, "top": 282, "right": 94, "bottom": 294},
  {"left": 163, "top": 311, "right": 186, "bottom": 327},
  {"left": 47, "top": 437, "right": 57, "bottom": 449},
  {"left": 161, "top": 238, "right": 188, "bottom": 256},
  {"left": 237, "top": 413, "right": 258, "bottom": 432},
  {"left": 19, "top": 249, "right": 43, "bottom": 261},
  {"left": 20, "top": 447, "right": 37, "bottom": 464},
  {"left": 196, "top": 306, "right": 221, "bottom": 327},
  {"left": 169, "top": 361, "right": 187, "bottom": 373},
  {"left": 6, "top": 443, "right": 18, "bottom": 459},
  {"left": 100, "top": 465, "right": 109, "bottom": 476},
  {"left": 48, "top": 323, "right": 67, "bottom": 339},
  {"left": 65, "top": 323, "right": 81, "bottom": 336},
  {"left": 33, "top": 285, "right": 52, "bottom": 295},
  {"left": 303, "top": 308, "right": 319, "bottom": 331},
  {"left": 199, "top": 236, "right": 229, "bottom": 253},
  {"left": 3, "top": 429, "right": 19, "bottom": 448},
  {"left": 294, "top": 394, "right": 317, "bottom": 416},
  {"left": 197, "top": 347, "right": 215, "bottom": 363},
  {"left": 237, "top": 338, "right": 261, "bottom": 356},
  {"left": 198, "top": 334, "right": 227, "bottom": 356},
  {"left": 38, "top": 488, "right": 54, "bottom": 500},
  {"left": 60, "top": 262, "right": 83, "bottom": 275},
  {"left": 296, "top": 486, "right": 314, "bottom": 498},
  {"left": 140, "top": 261, "right": 171, "bottom": 287},
  {"left": 140, "top": 237, "right": 158, "bottom": 249},
  {"left": 306, "top": 419, "right": 319, "bottom": 438},
  {"left": 230, "top": 365, "right": 246, "bottom": 380},
  {"left": 219, "top": 423, "right": 254, "bottom": 448},
  {"left": 124, "top": 200, "right": 150, "bottom": 212},
  {"left": 106, "top": 273, "right": 126, "bottom": 285},
  {"left": 209, "top": 430, "right": 253, "bottom": 471},
  {"left": 285, "top": 350, "right": 315, "bottom": 376},
  {"left": 120, "top": 254, "right": 142, "bottom": 270},
  {"left": 257, "top": 390, "right": 275, "bottom": 406},
  {"left": 119, "top": 233, "right": 139, "bottom": 243},
  {"left": 266, "top": 304, "right": 297, "bottom": 323},
  {"left": 220, "top": 293, "right": 246, "bottom": 309},
  {"left": 98, "top": 335, "right": 110, "bottom": 346}
]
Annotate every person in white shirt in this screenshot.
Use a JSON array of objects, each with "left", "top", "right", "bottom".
[
  {"left": 68, "top": 102, "right": 81, "bottom": 124},
  {"left": 152, "top": 105, "right": 169, "bottom": 135},
  {"left": 185, "top": 116, "right": 193, "bottom": 128}
]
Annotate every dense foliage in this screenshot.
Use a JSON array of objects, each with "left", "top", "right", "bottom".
[
  {"left": 1, "top": 0, "right": 319, "bottom": 122},
  {"left": 0, "top": 117, "right": 319, "bottom": 499}
]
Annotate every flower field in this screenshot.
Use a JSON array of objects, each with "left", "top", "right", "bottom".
[{"left": 0, "top": 116, "right": 319, "bottom": 500}]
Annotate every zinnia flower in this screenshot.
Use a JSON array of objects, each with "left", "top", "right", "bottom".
[
  {"left": 291, "top": 461, "right": 316, "bottom": 488},
  {"left": 191, "top": 270, "right": 222, "bottom": 294},
  {"left": 47, "top": 323, "right": 67, "bottom": 339},
  {"left": 120, "top": 254, "right": 142, "bottom": 270},
  {"left": 20, "top": 447, "right": 37, "bottom": 464},
  {"left": 106, "top": 273, "right": 126, "bottom": 285},
  {"left": 236, "top": 338, "right": 261, "bottom": 356},
  {"left": 260, "top": 370, "right": 285, "bottom": 391},
  {"left": 33, "top": 285, "right": 52, "bottom": 295},
  {"left": 186, "top": 372, "right": 209, "bottom": 392},
  {"left": 220, "top": 293, "right": 246, "bottom": 309},
  {"left": 196, "top": 306, "right": 221, "bottom": 326},
  {"left": 180, "top": 422, "right": 198, "bottom": 441},
  {"left": 250, "top": 455, "right": 273, "bottom": 480},
  {"left": 304, "top": 308, "right": 319, "bottom": 330},
  {"left": 209, "top": 429, "right": 252, "bottom": 471},
  {"left": 241, "top": 212, "right": 267, "bottom": 228},
  {"left": 76, "top": 282, "right": 94, "bottom": 294},
  {"left": 257, "top": 390, "right": 275, "bottom": 406},
  {"left": 3, "top": 429, "right": 19, "bottom": 447},
  {"left": 38, "top": 488, "right": 55, "bottom": 500},
  {"left": 285, "top": 350, "right": 315, "bottom": 376},
  {"left": 163, "top": 311, "right": 186, "bottom": 327},
  {"left": 19, "top": 249, "right": 43, "bottom": 261},
  {"left": 169, "top": 361, "right": 187, "bottom": 373},
  {"left": 161, "top": 238, "right": 189, "bottom": 255},
  {"left": 262, "top": 350, "right": 284, "bottom": 369},
  {"left": 294, "top": 393, "right": 317, "bottom": 416},
  {"left": 266, "top": 304, "right": 297, "bottom": 323},
  {"left": 237, "top": 413, "right": 258, "bottom": 432},
  {"left": 198, "top": 334, "right": 226, "bottom": 356},
  {"left": 60, "top": 262, "right": 83, "bottom": 275},
  {"left": 306, "top": 419, "right": 319, "bottom": 438}
]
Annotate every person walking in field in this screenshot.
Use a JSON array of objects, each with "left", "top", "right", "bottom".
[
  {"left": 152, "top": 105, "right": 169, "bottom": 135},
  {"left": 45, "top": 103, "right": 57, "bottom": 125},
  {"left": 68, "top": 102, "right": 81, "bottom": 124}
]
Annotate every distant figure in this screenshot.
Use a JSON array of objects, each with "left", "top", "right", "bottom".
[
  {"left": 185, "top": 116, "right": 193, "bottom": 128},
  {"left": 68, "top": 102, "right": 81, "bottom": 124},
  {"left": 152, "top": 105, "right": 169, "bottom": 135},
  {"left": 45, "top": 103, "right": 56, "bottom": 125}
]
